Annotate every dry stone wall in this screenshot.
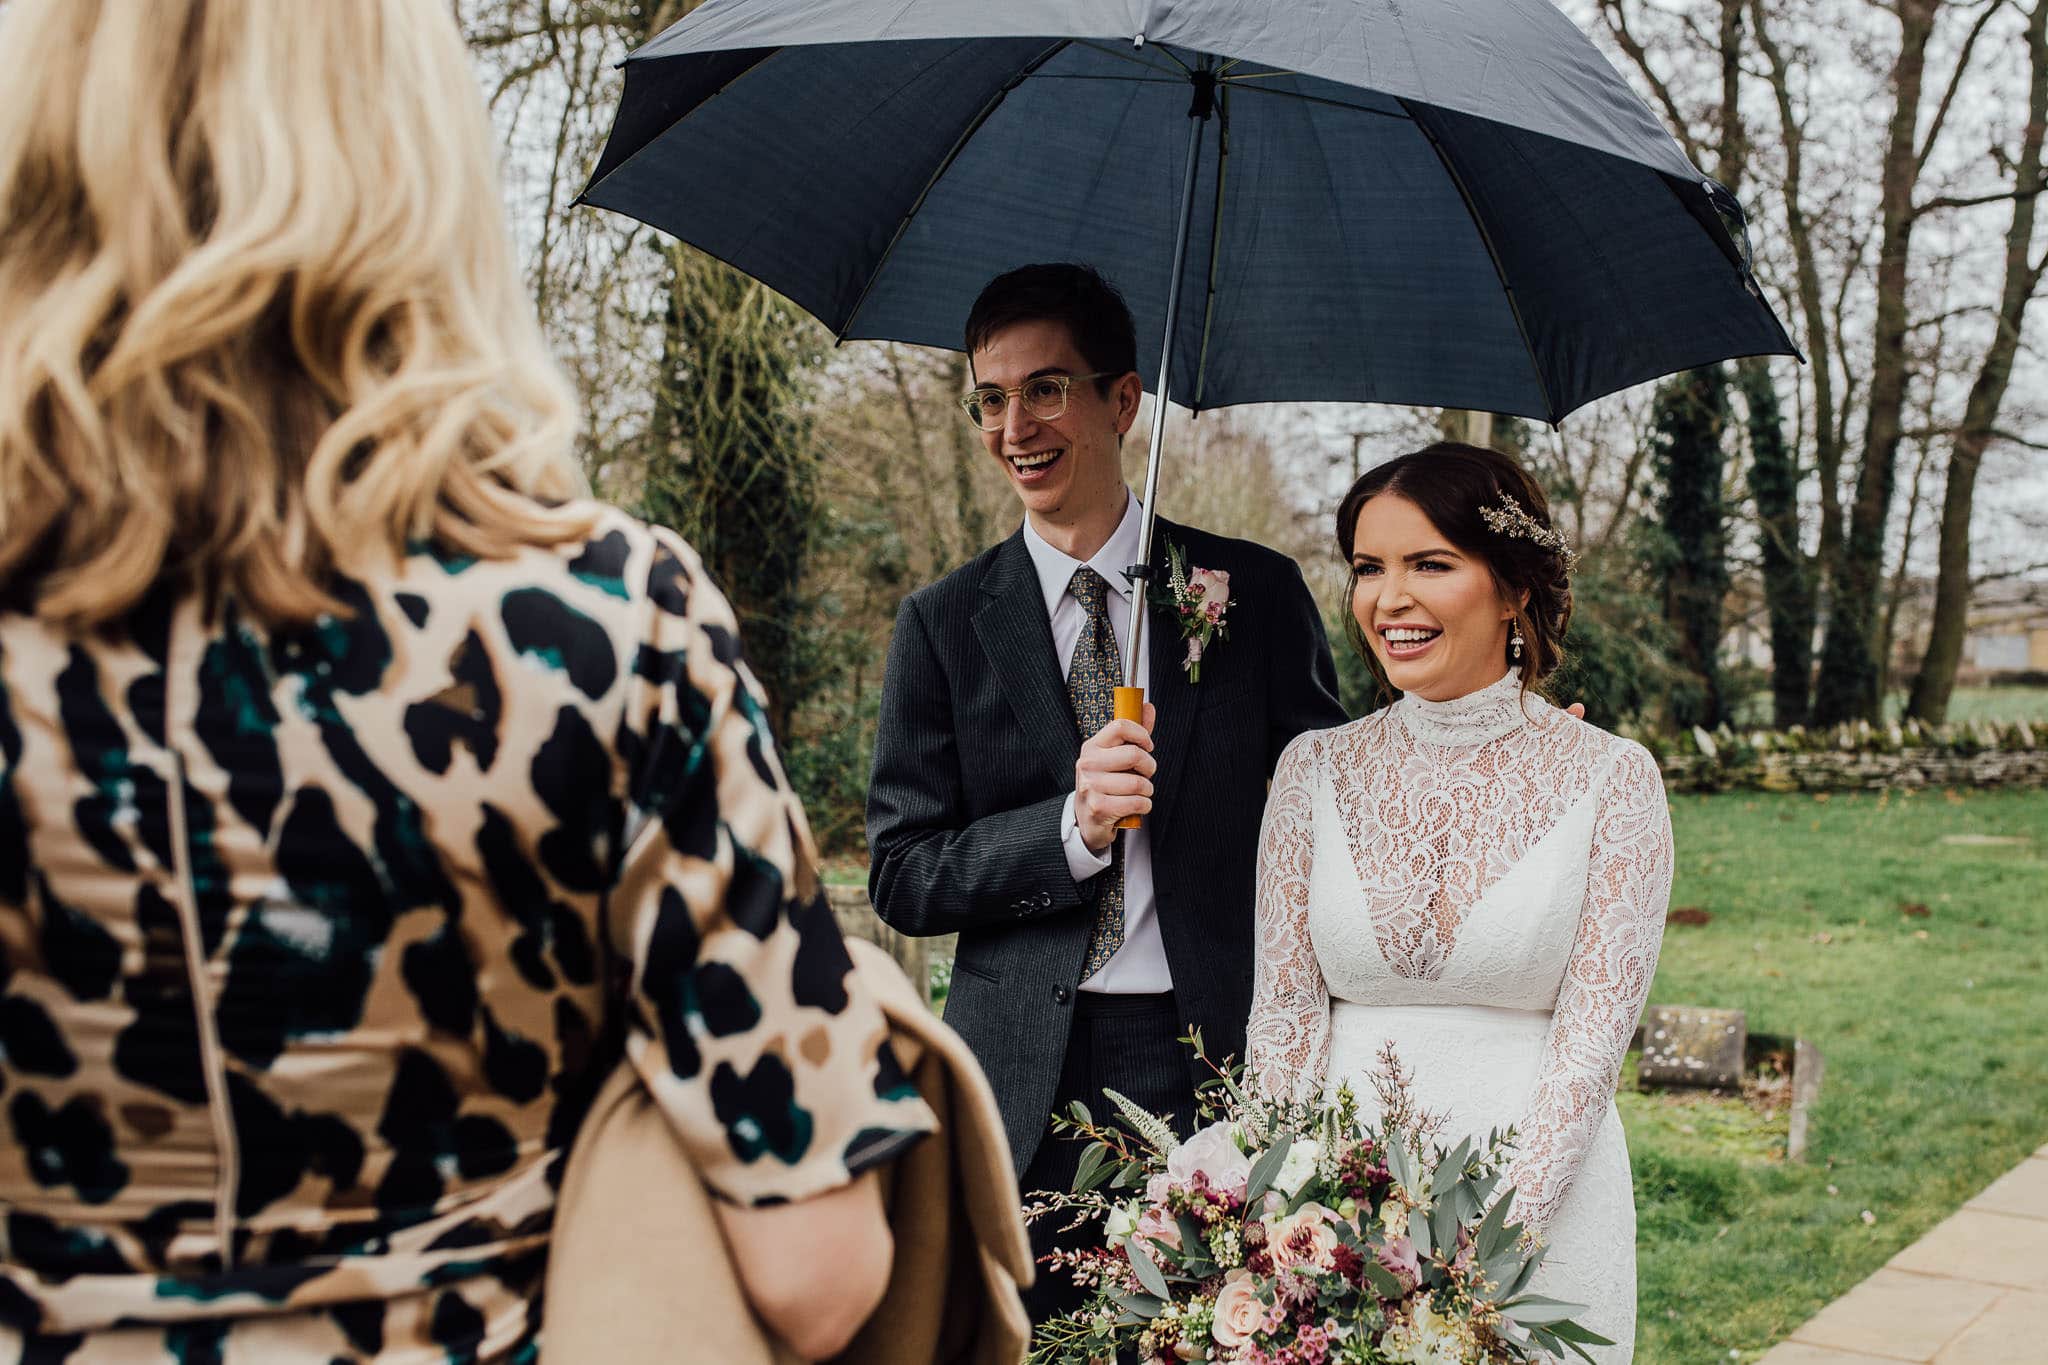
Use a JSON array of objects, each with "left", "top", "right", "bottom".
[{"left": 1629, "top": 719, "right": 2048, "bottom": 793}]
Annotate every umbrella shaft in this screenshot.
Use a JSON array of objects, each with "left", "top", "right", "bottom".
[{"left": 1125, "top": 83, "right": 1212, "bottom": 688}]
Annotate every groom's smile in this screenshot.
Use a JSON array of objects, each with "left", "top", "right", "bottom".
[{"left": 968, "top": 317, "right": 1140, "bottom": 558}]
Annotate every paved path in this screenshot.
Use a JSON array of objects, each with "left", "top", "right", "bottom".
[{"left": 1756, "top": 1142, "right": 2048, "bottom": 1364}]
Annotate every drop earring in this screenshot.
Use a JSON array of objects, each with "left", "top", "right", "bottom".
[{"left": 1510, "top": 626, "right": 1524, "bottom": 663}]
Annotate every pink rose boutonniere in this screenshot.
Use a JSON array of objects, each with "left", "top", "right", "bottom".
[{"left": 1152, "top": 539, "right": 1234, "bottom": 683}]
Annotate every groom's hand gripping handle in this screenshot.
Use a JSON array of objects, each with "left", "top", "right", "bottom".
[
  {"left": 1113, "top": 686, "right": 1147, "bottom": 830},
  {"left": 1074, "top": 701, "right": 1156, "bottom": 852}
]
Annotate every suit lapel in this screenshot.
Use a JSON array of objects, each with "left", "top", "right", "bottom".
[
  {"left": 1144, "top": 520, "right": 1198, "bottom": 846},
  {"left": 972, "top": 531, "right": 1081, "bottom": 794}
]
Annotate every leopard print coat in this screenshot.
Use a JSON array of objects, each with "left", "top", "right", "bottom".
[{"left": 0, "top": 507, "right": 934, "bottom": 1361}]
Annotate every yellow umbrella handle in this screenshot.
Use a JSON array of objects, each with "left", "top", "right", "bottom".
[{"left": 1114, "top": 686, "right": 1146, "bottom": 829}]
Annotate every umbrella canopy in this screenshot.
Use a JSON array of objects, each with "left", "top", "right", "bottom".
[{"left": 581, "top": 0, "right": 1796, "bottom": 424}]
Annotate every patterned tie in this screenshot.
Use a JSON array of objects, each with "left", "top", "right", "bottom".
[{"left": 1066, "top": 567, "right": 1126, "bottom": 979}]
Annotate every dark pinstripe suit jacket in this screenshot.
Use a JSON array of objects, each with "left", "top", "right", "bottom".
[{"left": 865, "top": 518, "right": 1346, "bottom": 1174}]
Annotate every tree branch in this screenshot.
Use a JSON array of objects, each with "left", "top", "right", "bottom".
[
  {"left": 1970, "top": 560, "right": 2048, "bottom": 587},
  {"left": 1914, "top": 185, "right": 2041, "bottom": 217},
  {"left": 1596, "top": 0, "right": 1707, "bottom": 168},
  {"left": 1915, "top": 0, "right": 2009, "bottom": 176},
  {"left": 1990, "top": 426, "right": 2048, "bottom": 451}
]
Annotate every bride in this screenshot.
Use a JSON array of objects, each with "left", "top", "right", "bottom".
[{"left": 1246, "top": 442, "right": 1672, "bottom": 1361}]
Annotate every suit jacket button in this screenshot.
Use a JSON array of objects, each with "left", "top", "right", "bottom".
[
  {"left": 1053, "top": 986, "right": 1072, "bottom": 1006},
  {"left": 1038, "top": 892, "right": 1053, "bottom": 907}
]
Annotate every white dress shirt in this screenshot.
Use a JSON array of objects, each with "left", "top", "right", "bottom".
[{"left": 1021, "top": 492, "right": 1172, "bottom": 994}]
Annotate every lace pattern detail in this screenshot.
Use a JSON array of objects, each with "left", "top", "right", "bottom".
[
  {"left": 1247, "top": 680, "right": 1673, "bottom": 1241},
  {"left": 1501, "top": 741, "right": 1671, "bottom": 1230},
  {"left": 1247, "top": 730, "right": 1330, "bottom": 1100}
]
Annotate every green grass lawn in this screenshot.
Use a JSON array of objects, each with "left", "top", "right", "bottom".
[{"left": 1628, "top": 786, "right": 2048, "bottom": 1363}]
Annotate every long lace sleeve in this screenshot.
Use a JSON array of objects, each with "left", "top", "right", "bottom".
[
  {"left": 1246, "top": 729, "right": 1331, "bottom": 1102},
  {"left": 1503, "top": 742, "right": 1672, "bottom": 1233}
]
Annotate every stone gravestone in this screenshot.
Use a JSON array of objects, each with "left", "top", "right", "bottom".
[{"left": 1638, "top": 1005, "right": 1746, "bottom": 1090}]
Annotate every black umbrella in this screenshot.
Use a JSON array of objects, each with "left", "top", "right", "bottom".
[{"left": 582, "top": 0, "right": 1795, "bottom": 701}]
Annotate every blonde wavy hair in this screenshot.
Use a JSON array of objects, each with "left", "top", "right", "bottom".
[{"left": 0, "top": 0, "right": 595, "bottom": 632}]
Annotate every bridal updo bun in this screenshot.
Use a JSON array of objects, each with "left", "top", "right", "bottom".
[{"left": 1334, "top": 441, "right": 1575, "bottom": 692}]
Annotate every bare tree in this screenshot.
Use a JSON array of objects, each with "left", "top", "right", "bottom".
[
  {"left": 1908, "top": 0, "right": 2048, "bottom": 719},
  {"left": 1815, "top": 0, "right": 2006, "bottom": 724}
]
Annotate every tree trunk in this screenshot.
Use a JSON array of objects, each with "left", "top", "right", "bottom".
[
  {"left": 1740, "top": 357, "right": 1813, "bottom": 726},
  {"left": 1878, "top": 434, "right": 1936, "bottom": 703},
  {"left": 1751, "top": 0, "right": 1845, "bottom": 611},
  {"left": 946, "top": 353, "right": 989, "bottom": 562},
  {"left": 1813, "top": 0, "right": 1937, "bottom": 726},
  {"left": 1908, "top": 0, "right": 2048, "bottom": 722},
  {"left": 1652, "top": 366, "right": 1733, "bottom": 730}
]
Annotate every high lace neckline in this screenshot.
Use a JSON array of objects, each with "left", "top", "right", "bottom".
[{"left": 1393, "top": 667, "right": 1535, "bottom": 747}]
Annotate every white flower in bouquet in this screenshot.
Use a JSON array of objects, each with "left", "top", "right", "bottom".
[
  {"left": 1386, "top": 1298, "right": 1469, "bottom": 1365},
  {"left": 1272, "top": 1136, "right": 1320, "bottom": 1197},
  {"left": 1164, "top": 1120, "right": 1251, "bottom": 1199},
  {"left": 1104, "top": 1201, "right": 1139, "bottom": 1241}
]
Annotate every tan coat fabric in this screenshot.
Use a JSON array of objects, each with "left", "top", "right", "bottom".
[{"left": 543, "top": 940, "right": 1032, "bottom": 1364}]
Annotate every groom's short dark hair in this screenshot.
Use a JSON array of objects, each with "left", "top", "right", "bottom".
[{"left": 964, "top": 263, "right": 1138, "bottom": 395}]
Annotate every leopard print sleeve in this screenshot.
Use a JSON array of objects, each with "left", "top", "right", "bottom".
[{"left": 608, "top": 526, "right": 935, "bottom": 1206}]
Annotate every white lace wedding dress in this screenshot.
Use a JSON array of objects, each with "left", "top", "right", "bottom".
[{"left": 1247, "top": 670, "right": 1672, "bottom": 1362}]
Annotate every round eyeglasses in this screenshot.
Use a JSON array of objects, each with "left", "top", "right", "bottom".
[{"left": 958, "top": 372, "right": 1112, "bottom": 431}]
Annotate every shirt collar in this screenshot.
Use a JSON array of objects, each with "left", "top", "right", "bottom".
[{"left": 1021, "top": 490, "right": 1145, "bottom": 619}]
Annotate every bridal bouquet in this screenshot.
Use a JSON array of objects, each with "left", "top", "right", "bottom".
[{"left": 1025, "top": 1039, "right": 1609, "bottom": 1365}]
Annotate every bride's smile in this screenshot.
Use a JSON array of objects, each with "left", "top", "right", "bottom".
[{"left": 1348, "top": 492, "right": 1524, "bottom": 702}]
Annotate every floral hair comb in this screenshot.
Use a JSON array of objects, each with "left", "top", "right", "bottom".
[{"left": 1478, "top": 491, "right": 1578, "bottom": 572}]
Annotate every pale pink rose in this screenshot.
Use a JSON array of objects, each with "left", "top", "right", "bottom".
[
  {"left": 1263, "top": 1204, "right": 1340, "bottom": 1273},
  {"left": 1189, "top": 566, "right": 1231, "bottom": 606},
  {"left": 1146, "top": 1173, "right": 1173, "bottom": 1204},
  {"left": 1374, "top": 1234, "right": 1421, "bottom": 1293},
  {"left": 1134, "top": 1204, "right": 1181, "bottom": 1252},
  {"left": 1165, "top": 1121, "right": 1250, "bottom": 1199},
  {"left": 1210, "top": 1269, "right": 1265, "bottom": 1349}
]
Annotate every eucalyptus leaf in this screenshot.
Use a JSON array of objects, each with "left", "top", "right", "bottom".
[
  {"left": 1430, "top": 1197, "right": 1459, "bottom": 1256},
  {"left": 1502, "top": 1294, "right": 1592, "bottom": 1325},
  {"left": 1360, "top": 1259, "right": 1405, "bottom": 1299},
  {"left": 1175, "top": 1213, "right": 1213, "bottom": 1271},
  {"left": 1386, "top": 1139, "right": 1414, "bottom": 1192},
  {"left": 1128, "top": 1244, "right": 1172, "bottom": 1300},
  {"left": 1072, "top": 1142, "right": 1108, "bottom": 1194},
  {"left": 1244, "top": 1137, "right": 1292, "bottom": 1206},
  {"left": 1114, "top": 1292, "right": 1164, "bottom": 1320},
  {"left": 1546, "top": 1320, "right": 1616, "bottom": 1346},
  {"left": 1477, "top": 1253, "right": 1522, "bottom": 1297},
  {"left": 1474, "top": 1186, "right": 1516, "bottom": 1261},
  {"left": 1409, "top": 1206, "right": 1432, "bottom": 1260}
]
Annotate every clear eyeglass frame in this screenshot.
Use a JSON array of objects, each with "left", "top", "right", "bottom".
[{"left": 957, "top": 371, "right": 1113, "bottom": 430}]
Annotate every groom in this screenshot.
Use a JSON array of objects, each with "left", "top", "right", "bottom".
[{"left": 865, "top": 263, "right": 1346, "bottom": 1317}]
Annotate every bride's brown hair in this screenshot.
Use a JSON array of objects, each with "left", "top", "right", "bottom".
[{"left": 1334, "top": 441, "right": 1574, "bottom": 702}]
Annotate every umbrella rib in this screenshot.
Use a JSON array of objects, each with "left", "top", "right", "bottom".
[
  {"left": 1214, "top": 81, "right": 1413, "bottom": 123},
  {"left": 1398, "top": 98, "right": 1559, "bottom": 425},
  {"left": 1067, "top": 38, "right": 1186, "bottom": 79},
  {"left": 1191, "top": 85, "right": 1231, "bottom": 409},
  {"left": 835, "top": 39, "right": 1071, "bottom": 342},
  {"left": 1033, "top": 74, "right": 1185, "bottom": 85}
]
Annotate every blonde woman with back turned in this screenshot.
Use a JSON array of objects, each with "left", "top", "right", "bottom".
[{"left": 0, "top": 1, "right": 933, "bottom": 1359}]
